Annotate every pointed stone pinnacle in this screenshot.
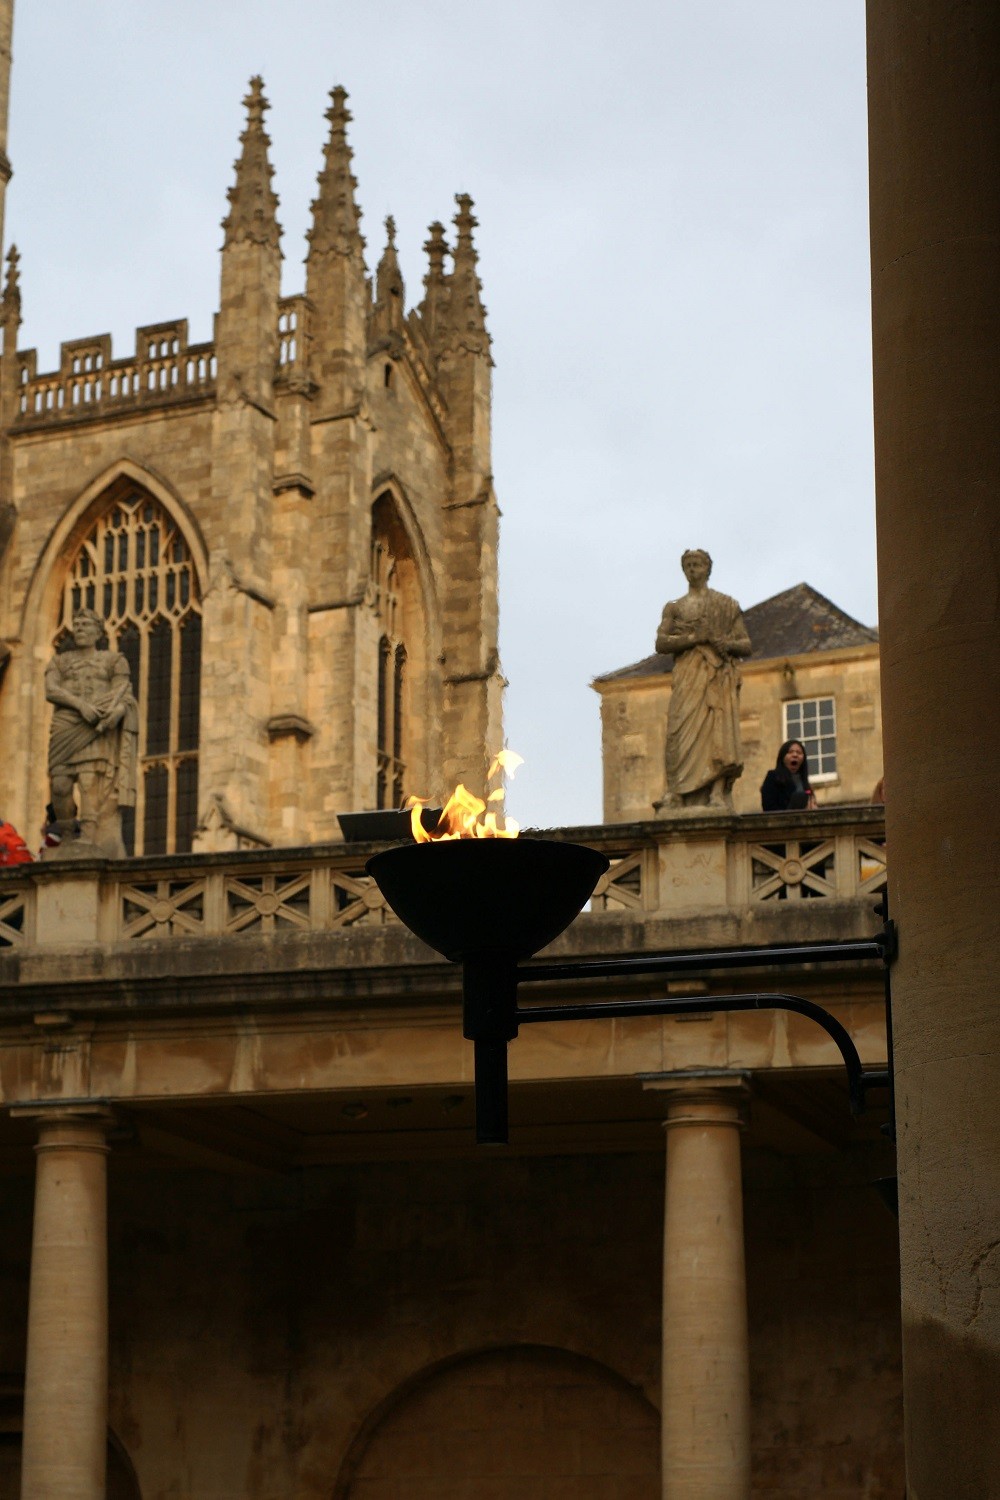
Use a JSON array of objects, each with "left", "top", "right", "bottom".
[
  {"left": 424, "top": 221, "right": 448, "bottom": 274},
  {"left": 445, "top": 193, "right": 489, "bottom": 347},
  {"left": 373, "top": 214, "right": 405, "bottom": 334},
  {"left": 245, "top": 75, "right": 267, "bottom": 126},
  {"left": 222, "top": 76, "right": 281, "bottom": 251},
  {"left": 418, "top": 222, "right": 449, "bottom": 347},
  {"left": 2, "top": 242, "right": 20, "bottom": 321},
  {"left": 454, "top": 193, "right": 478, "bottom": 248},
  {"left": 308, "top": 86, "right": 365, "bottom": 261}
]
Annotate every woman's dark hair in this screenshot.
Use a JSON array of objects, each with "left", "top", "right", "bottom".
[{"left": 773, "top": 739, "right": 811, "bottom": 787}]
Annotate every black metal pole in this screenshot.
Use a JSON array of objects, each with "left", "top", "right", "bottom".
[
  {"left": 472, "top": 1038, "right": 509, "bottom": 1145},
  {"left": 462, "top": 954, "right": 519, "bottom": 1145}
]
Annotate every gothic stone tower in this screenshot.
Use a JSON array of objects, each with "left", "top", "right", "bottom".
[{"left": 0, "top": 80, "right": 504, "bottom": 853}]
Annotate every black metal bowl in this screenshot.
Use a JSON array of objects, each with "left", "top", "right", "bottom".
[{"left": 366, "top": 837, "right": 610, "bottom": 962}]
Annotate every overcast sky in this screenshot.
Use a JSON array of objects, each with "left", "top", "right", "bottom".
[{"left": 6, "top": 1, "right": 875, "bottom": 830}]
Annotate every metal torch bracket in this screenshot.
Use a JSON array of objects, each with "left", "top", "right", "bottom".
[{"left": 462, "top": 907, "right": 897, "bottom": 1147}]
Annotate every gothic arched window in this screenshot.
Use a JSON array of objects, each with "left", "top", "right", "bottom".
[
  {"left": 371, "top": 507, "right": 409, "bottom": 810},
  {"left": 58, "top": 486, "right": 202, "bottom": 855}
]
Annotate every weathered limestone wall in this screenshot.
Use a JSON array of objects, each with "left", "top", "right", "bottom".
[
  {"left": 0, "top": 341, "right": 460, "bottom": 847},
  {"left": 1, "top": 410, "right": 216, "bottom": 641},
  {"left": 0, "top": 96, "right": 502, "bottom": 849},
  {"left": 599, "top": 649, "right": 883, "bottom": 823},
  {"left": 0, "top": 410, "right": 217, "bottom": 837},
  {"left": 0, "top": 321, "right": 488, "bottom": 849},
  {"left": 367, "top": 356, "right": 448, "bottom": 574},
  {"left": 0, "top": 1147, "right": 903, "bottom": 1497},
  {"left": 744, "top": 1150, "right": 903, "bottom": 1496},
  {"left": 339, "top": 1345, "right": 660, "bottom": 1499}
]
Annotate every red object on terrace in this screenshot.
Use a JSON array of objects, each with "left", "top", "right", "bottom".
[{"left": 0, "top": 820, "right": 33, "bottom": 865}]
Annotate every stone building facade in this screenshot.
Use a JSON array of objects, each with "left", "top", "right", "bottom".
[
  {"left": 595, "top": 583, "right": 882, "bottom": 822},
  {"left": 0, "top": 815, "right": 900, "bottom": 1499},
  {"left": 0, "top": 80, "right": 502, "bottom": 856},
  {"left": 0, "top": 0, "right": 994, "bottom": 1486},
  {"left": 0, "top": 36, "right": 904, "bottom": 1500}
]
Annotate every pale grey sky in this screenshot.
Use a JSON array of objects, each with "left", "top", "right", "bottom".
[{"left": 6, "top": 1, "right": 875, "bottom": 829}]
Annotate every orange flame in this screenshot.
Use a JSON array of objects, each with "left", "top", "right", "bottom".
[{"left": 407, "top": 750, "right": 523, "bottom": 841}]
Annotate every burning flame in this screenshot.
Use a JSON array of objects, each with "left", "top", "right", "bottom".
[{"left": 407, "top": 750, "right": 524, "bottom": 841}]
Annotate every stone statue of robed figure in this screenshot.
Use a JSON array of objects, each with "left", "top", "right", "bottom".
[
  {"left": 45, "top": 607, "right": 139, "bottom": 857},
  {"left": 655, "top": 549, "right": 751, "bottom": 813}
]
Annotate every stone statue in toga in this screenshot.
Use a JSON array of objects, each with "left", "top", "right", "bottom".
[{"left": 655, "top": 549, "right": 751, "bottom": 813}]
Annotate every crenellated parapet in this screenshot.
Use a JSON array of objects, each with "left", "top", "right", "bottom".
[
  {"left": 11, "top": 320, "right": 218, "bottom": 426},
  {"left": 8, "top": 297, "right": 322, "bottom": 426}
]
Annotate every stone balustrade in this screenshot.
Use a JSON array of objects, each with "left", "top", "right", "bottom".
[
  {"left": 10, "top": 296, "right": 313, "bottom": 429},
  {"left": 15, "top": 321, "right": 218, "bottom": 425},
  {"left": 0, "top": 807, "right": 885, "bottom": 958},
  {"left": 0, "top": 806, "right": 889, "bottom": 1115}
]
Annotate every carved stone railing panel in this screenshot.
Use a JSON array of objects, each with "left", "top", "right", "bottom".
[
  {"left": 0, "top": 887, "right": 28, "bottom": 947},
  {"left": 856, "top": 836, "right": 887, "bottom": 895},
  {"left": 591, "top": 851, "right": 644, "bottom": 912},
  {"left": 120, "top": 877, "right": 207, "bottom": 940},
  {"left": 224, "top": 872, "right": 312, "bottom": 935},
  {"left": 330, "top": 870, "right": 393, "bottom": 928},
  {"left": 105, "top": 362, "right": 139, "bottom": 401},
  {"left": 748, "top": 838, "right": 838, "bottom": 901},
  {"left": 112, "top": 861, "right": 395, "bottom": 939},
  {"left": 22, "top": 372, "right": 66, "bottom": 418}
]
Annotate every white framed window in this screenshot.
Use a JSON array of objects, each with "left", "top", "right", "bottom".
[{"left": 783, "top": 697, "right": 838, "bottom": 782}]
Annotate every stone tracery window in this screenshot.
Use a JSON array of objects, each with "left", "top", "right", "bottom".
[
  {"left": 58, "top": 486, "right": 202, "bottom": 854},
  {"left": 371, "top": 508, "right": 408, "bottom": 810}
]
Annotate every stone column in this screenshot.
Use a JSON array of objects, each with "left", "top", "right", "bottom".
[
  {"left": 658, "top": 1079, "right": 750, "bottom": 1500},
  {"left": 16, "top": 1107, "right": 112, "bottom": 1500},
  {"left": 867, "top": 2, "right": 1000, "bottom": 1492}
]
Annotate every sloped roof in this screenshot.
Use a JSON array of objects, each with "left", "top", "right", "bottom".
[{"left": 594, "top": 583, "right": 878, "bottom": 685}]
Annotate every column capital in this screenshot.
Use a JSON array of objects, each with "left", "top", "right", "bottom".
[
  {"left": 11, "top": 1102, "right": 116, "bottom": 1149},
  {"left": 644, "top": 1071, "right": 750, "bottom": 1129}
]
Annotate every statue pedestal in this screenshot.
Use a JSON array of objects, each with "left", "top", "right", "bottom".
[
  {"left": 39, "top": 839, "right": 109, "bottom": 863},
  {"left": 32, "top": 865, "right": 104, "bottom": 947},
  {"left": 653, "top": 797, "right": 734, "bottom": 819}
]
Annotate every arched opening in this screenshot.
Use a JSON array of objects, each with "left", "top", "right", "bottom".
[
  {"left": 370, "top": 491, "right": 426, "bottom": 809},
  {"left": 335, "top": 1345, "right": 659, "bottom": 1499},
  {"left": 55, "top": 479, "right": 202, "bottom": 854}
]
